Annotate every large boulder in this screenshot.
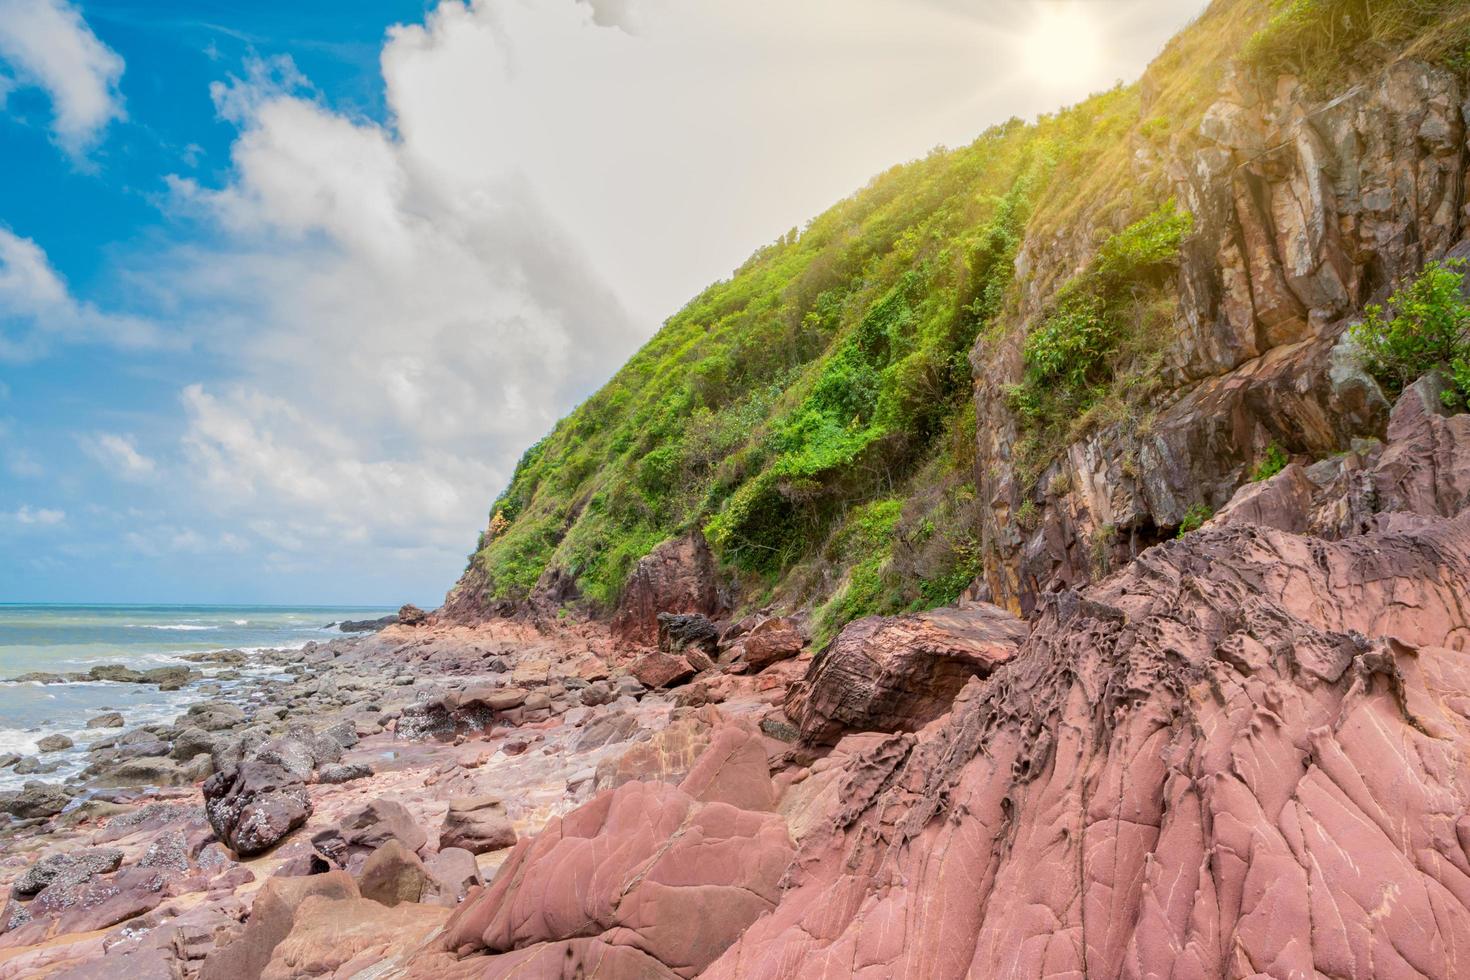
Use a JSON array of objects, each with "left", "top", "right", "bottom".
[
  {"left": 611, "top": 533, "right": 723, "bottom": 647},
  {"left": 202, "top": 757, "right": 311, "bottom": 857},
  {"left": 657, "top": 612, "right": 720, "bottom": 657},
  {"left": 356, "top": 838, "right": 432, "bottom": 907},
  {"left": 629, "top": 650, "right": 696, "bottom": 689},
  {"left": 738, "top": 617, "right": 805, "bottom": 671},
  {"left": 0, "top": 781, "right": 72, "bottom": 819},
  {"left": 438, "top": 795, "right": 517, "bottom": 855},
  {"left": 785, "top": 601, "right": 1027, "bottom": 745},
  {"left": 704, "top": 513, "right": 1470, "bottom": 979},
  {"left": 36, "top": 734, "right": 73, "bottom": 753},
  {"left": 426, "top": 726, "right": 794, "bottom": 977}
]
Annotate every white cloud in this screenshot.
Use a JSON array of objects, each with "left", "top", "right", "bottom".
[
  {"left": 0, "top": 228, "right": 164, "bottom": 360},
  {"left": 7, "top": 449, "right": 42, "bottom": 478},
  {"left": 0, "top": 0, "right": 124, "bottom": 160},
  {"left": 78, "top": 431, "right": 156, "bottom": 479},
  {"left": 123, "top": 525, "right": 249, "bottom": 557},
  {"left": 8, "top": 504, "right": 65, "bottom": 526}
]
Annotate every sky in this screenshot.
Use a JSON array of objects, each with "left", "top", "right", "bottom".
[{"left": 0, "top": 0, "right": 1210, "bottom": 605}]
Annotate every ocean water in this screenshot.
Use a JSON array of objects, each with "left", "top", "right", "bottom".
[{"left": 0, "top": 604, "right": 393, "bottom": 791}]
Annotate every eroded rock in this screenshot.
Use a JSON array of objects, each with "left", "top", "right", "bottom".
[{"left": 786, "top": 601, "right": 1026, "bottom": 745}]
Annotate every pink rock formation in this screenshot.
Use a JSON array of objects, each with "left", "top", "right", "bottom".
[
  {"left": 704, "top": 514, "right": 1470, "bottom": 979},
  {"left": 427, "top": 725, "right": 792, "bottom": 977}
]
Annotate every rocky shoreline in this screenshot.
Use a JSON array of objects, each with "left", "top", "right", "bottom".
[{"left": 0, "top": 603, "right": 809, "bottom": 977}]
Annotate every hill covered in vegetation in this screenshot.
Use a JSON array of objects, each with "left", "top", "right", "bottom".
[{"left": 447, "top": 0, "right": 1470, "bottom": 639}]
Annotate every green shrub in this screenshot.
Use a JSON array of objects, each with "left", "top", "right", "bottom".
[
  {"left": 1250, "top": 443, "right": 1290, "bottom": 482},
  {"left": 1350, "top": 259, "right": 1470, "bottom": 409},
  {"left": 1177, "top": 503, "right": 1213, "bottom": 538},
  {"left": 811, "top": 499, "right": 904, "bottom": 643},
  {"left": 1010, "top": 202, "right": 1192, "bottom": 458}
]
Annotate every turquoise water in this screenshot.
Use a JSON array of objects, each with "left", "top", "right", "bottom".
[{"left": 0, "top": 604, "right": 392, "bottom": 789}]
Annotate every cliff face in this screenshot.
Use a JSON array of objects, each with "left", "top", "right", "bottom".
[{"left": 976, "top": 57, "right": 1469, "bottom": 612}]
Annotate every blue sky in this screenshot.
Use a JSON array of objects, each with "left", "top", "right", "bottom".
[{"left": 0, "top": 0, "right": 1206, "bottom": 605}]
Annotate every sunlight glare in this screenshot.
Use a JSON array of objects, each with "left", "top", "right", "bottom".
[{"left": 1019, "top": 6, "right": 1104, "bottom": 91}]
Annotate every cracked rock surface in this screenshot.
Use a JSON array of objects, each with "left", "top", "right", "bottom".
[{"left": 704, "top": 513, "right": 1470, "bottom": 979}]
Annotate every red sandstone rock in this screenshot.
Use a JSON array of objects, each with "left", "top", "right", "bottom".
[
  {"left": 198, "top": 871, "right": 359, "bottom": 980},
  {"left": 676, "top": 724, "right": 776, "bottom": 812},
  {"left": 1213, "top": 376, "right": 1470, "bottom": 541},
  {"left": 740, "top": 618, "right": 804, "bottom": 672},
  {"left": 438, "top": 795, "right": 517, "bottom": 854},
  {"left": 261, "top": 895, "right": 447, "bottom": 979},
  {"left": 356, "top": 838, "right": 431, "bottom": 907},
  {"left": 592, "top": 706, "right": 723, "bottom": 793},
  {"left": 629, "top": 650, "right": 696, "bottom": 689},
  {"left": 704, "top": 514, "right": 1470, "bottom": 979},
  {"left": 425, "top": 726, "right": 794, "bottom": 977},
  {"left": 611, "top": 534, "right": 723, "bottom": 647},
  {"left": 785, "top": 601, "right": 1026, "bottom": 745}
]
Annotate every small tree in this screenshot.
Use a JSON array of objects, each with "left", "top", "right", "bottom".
[{"left": 1351, "top": 259, "right": 1470, "bottom": 410}]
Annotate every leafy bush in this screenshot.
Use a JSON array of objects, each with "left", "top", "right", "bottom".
[
  {"left": 1351, "top": 259, "right": 1470, "bottom": 409},
  {"left": 1176, "top": 504, "right": 1213, "bottom": 538},
  {"left": 811, "top": 498, "right": 903, "bottom": 643},
  {"left": 1010, "top": 202, "right": 1192, "bottom": 459},
  {"left": 1250, "top": 443, "right": 1290, "bottom": 482}
]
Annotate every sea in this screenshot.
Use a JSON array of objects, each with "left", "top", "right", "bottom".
[{"left": 0, "top": 604, "right": 395, "bottom": 791}]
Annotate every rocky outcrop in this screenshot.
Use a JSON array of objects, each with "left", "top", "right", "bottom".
[
  {"left": 198, "top": 872, "right": 360, "bottom": 980},
  {"left": 423, "top": 724, "right": 792, "bottom": 977},
  {"left": 705, "top": 511, "right": 1470, "bottom": 978},
  {"left": 975, "top": 57, "right": 1469, "bottom": 614},
  {"left": 786, "top": 601, "right": 1027, "bottom": 746},
  {"left": 611, "top": 533, "right": 723, "bottom": 647},
  {"left": 1212, "top": 374, "right": 1470, "bottom": 539}
]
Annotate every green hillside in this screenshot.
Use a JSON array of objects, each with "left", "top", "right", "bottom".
[{"left": 460, "top": 0, "right": 1470, "bottom": 641}]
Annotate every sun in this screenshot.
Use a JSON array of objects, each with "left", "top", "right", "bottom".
[{"left": 1018, "top": 7, "right": 1104, "bottom": 91}]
